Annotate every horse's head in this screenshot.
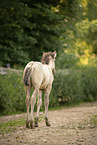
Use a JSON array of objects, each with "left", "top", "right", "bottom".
[{"left": 41, "top": 51, "right": 57, "bottom": 74}]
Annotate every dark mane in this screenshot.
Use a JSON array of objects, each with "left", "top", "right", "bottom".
[{"left": 41, "top": 52, "right": 54, "bottom": 64}]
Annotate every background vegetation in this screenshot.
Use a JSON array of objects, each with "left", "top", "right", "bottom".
[{"left": 0, "top": 0, "right": 97, "bottom": 114}]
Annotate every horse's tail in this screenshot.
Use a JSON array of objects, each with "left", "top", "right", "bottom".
[{"left": 23, "top": 61, "right": 34, "bottom": 86}]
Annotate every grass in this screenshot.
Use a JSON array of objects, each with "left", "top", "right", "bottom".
[
  {"left": 0, "top": 111, "right": 25, "bottom": 117},
  {"left": 90, "top": 115, "right": 97, "bottom": 127},
  {"left": 0, "top": 116, "right": 44, "bottom": 136},
  {"left": 0, "top": 118, "right": 25, "bottom": 135},
  {"left": 49, "top": 101, "right": 83, "bottom": 111},
  {"left": 0, "top": 101, "right": 83, "bottom": 117},
  {"left": 0, "top": 102, "right": 97, "bottom": 136},
  {"left": 0, "top": 102, "right": 81, "bottom": 136}
]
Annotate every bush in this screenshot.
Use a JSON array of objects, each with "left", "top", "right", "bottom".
[
  {"left": 56, "top": 52, "right": 79, "bottom": 69},
  {"left": 0, "top": 65, "right": 97, "bottom": 114},
  {"left": 0, "top": 71, "right": 46, "bottom": 114},
  {"left": 81, "top": 66, "right": 97, "bottom": 101},
  {"left": 0, "top": 72, "right": 25, "bottom": 114},
  {"left": 50, "top": 68, "right": 84, "bottom": 106},
  {"left": 50, "top": 66, "right": 97, "bottom": 106}
]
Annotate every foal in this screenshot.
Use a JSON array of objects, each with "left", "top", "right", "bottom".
[{"left": 23, "top": 51, "right": 56, "bottom": 128}]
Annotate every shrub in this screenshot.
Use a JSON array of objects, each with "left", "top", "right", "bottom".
[
  {"left": 0, "top": 65, "right": 97, "bottom": 114},
  {"left": 0, "top": 71, "right": 45, "bottom": 114},
  {"left": 50, "top": 68, "right": 84, "bottom": 106},
  {"left": 81, "top": 66, "right": 97, "bottom": 101},
  {"left": 50, "top": 66, "right": 97, "bottom": 106},
  {"left": 0, "top": 72, "right": 25, "bottom": 114},
  {"left": 56, "top": 52, "right": 79, "bottom": 69}
]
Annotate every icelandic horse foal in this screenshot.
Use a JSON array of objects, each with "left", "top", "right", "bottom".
[{"left": 23, "top": 51, "right": 56, "bottom": 128}]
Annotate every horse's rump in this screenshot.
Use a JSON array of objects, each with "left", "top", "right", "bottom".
[
  {"left": 23, "top": 62, "right": 44, "bottom": 87},
  {"left": 23, "top": 61, "right": 53, "bottom": 89},
  {"left": 23, "top": 61, "right": 34, "bottom": 86}
]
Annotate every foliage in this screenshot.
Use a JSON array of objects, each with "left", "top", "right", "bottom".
[
  {"left": 0, "top": 0, "right": 72, "bottom": 66},
  {"left": 50, "top": 66, "right": 97, "bottom": 106},
  {"left": 0, "top": 118, "right": 25, "bottom": 135},
  {"left": 81, "top": 66, "right": 97, "bottom": 101},
  {"left": 50, "top": 68, "right": 84, "bottom": 106},
  {"left": 57, "top": 18, "right": 97, "bottom": 69},
  {"left": 0, "top": 1, "right": 57, "bottom": 65},
  {"left": 87, "top": 0, "right": 97, "bottom": 21},
  {"left": 0, "top": 0, "right": 85, "bottom": 66},
  {"left": 75, "top": 19, "right": 97, "bottom": 55},
  {"left": 0, "top": 0, "right": 97, "bottom": 114},
  {"left": 1, "top": 65, "right": 97, "bottom": 114},
  {"left": 0, "top": 0, "right": 97, "bottom": 67},
  {"left": 0, "top": 72, "right": 25, "bottom": 114},
  {"left": 56, "top": 50, "right": 80, "bottom": 69},
  {"left": 56, "top": 0, "right": 97, "bottom": 69}
]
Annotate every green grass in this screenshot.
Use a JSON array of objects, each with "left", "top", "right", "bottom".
[
  {"left": 49, "top": 101, "right": 83, "bottom": 111},
  {"left": 0, "top": 116, "right": 44, "bottom": 136},
  {"left": 0, "top": 118, "right": 25, "bottom": 135},
  {"left": 0, "top": 103, "right": 97, "bottom": 136},
  {"left": 90, "top": 115, "right": 97, "bottom": 127},
  {"left": 0, "top": 111, "right": 26, "bottom": 117}
]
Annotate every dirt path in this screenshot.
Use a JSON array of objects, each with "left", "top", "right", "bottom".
[{"left": 0, "top": 102, "right": 97, "bottom": 145}]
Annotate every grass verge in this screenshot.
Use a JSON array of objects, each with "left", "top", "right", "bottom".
[{"left": 0, "top": 118, "right": 25, "bottom": 135}]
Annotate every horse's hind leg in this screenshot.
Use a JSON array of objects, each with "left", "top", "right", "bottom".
[
  {"left": 30, "top": 87, "right": 39, "bottom": 129},
  {"left": 25, "top": 86, "right": 31, "bottom": 128},
  {"left": 35, "top": 90, "right": 42, "bottom": 127},
  {"left": 44, "top": 86, "right": 51, "bottom": 126}
]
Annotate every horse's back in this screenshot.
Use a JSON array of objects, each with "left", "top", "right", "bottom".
[
  {"left": 38, "top": 64, "right": 53, "bottom": 89},
  {"left": 43, "top": 64, "right": 54, "bottom": 83},
  {"left": 32, "top": 62, "right": 53, "bottom": 89},
  {"left": 24, "top": 61, "right": 53, "bottom": 89},
  {"left": 30, "top": 62, "right": 44, "bottom": 87}
]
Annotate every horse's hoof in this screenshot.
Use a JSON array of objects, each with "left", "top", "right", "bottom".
[
  {"left": 34, "top": 117, "right": 38, "bottom": 127},
  {"left": 34, "top": 124, "right": 38, "bottom": 127},
  {"left": 30, "top": 121, "right": 35, "bottom": 129},
  {"left": 26, "top": 120, "right": 30, "bottom": 128},
  {"left": 46, "top": 122, "right": 51, "bottom": 126},
  {"left": 46, "top": 121, "right": 51, "bottom": 126},
  {"left": 45, "top": 117, "right": 51, "bottom": 126}
]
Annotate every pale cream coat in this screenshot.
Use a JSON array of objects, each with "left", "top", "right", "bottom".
[{"left": 23, "top": 51, "right": 56, "bottom": 128}]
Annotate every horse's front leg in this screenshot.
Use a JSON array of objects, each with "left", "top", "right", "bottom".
[
  {"left": 35, "top": 90, "right": 42, "bottom": 127},
  {"left": 44, "top": 86, "right": 51, "bottom": 126},
  {"left": 25, "top": 86, "right": 31, "bottom": 128},
  {"left": 30, "top": 87, "right": 39, "bottom": 129}
]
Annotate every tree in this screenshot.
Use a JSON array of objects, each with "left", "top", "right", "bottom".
[
  {"left": 0, "top": 0, "right": 84, "bottom": 66},
  {"left": 87, "top": 0, "right": 97, "bottom": 21},
  {"left": 0, "top": 0, "right": 62, "bottom": 66}
]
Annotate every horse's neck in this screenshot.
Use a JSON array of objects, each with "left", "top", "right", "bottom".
[
  {"left": 48, "top": 60, "right": 55, "bottom": 74},
  {"left": 48, "top": 61, "right": 52, "bottom": 70}
]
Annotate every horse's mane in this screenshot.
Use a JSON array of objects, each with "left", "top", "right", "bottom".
[{"left": 41, "top": 52, "right": 55, "bottom": 64}]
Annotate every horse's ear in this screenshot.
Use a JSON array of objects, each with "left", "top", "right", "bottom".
[{"left": 53, "top": 51, "right": 57, "bottom": 58}]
